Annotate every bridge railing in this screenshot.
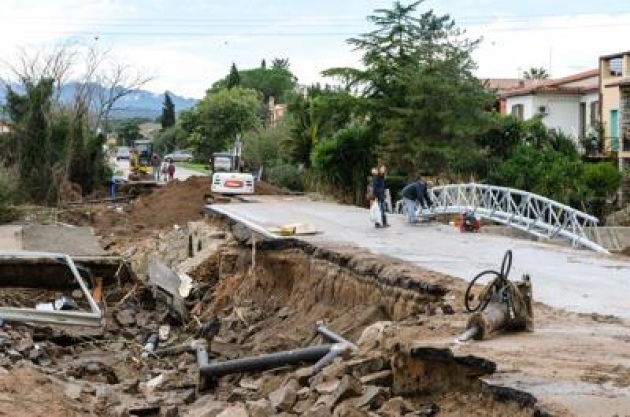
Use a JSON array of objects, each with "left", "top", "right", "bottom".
[{"left": 406, "top": 183, "right": 607, "bottom": 254}]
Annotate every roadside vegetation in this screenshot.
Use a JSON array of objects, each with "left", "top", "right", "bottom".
[{"left": 0, "top": 0, "right": 623, "bottom": 222}]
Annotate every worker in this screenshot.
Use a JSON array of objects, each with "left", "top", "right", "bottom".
[
  {"left": 167, "top": 158, "right": 176, "bottom": 181},
  {"left": 151, "top": 153, "right": 160, "bottom": 181},
  {"left": 371, "top": 164, "right": 389, "bottom": 228},
  {"left": 401, "top": 176, "right": 432, "bottom": 224}
]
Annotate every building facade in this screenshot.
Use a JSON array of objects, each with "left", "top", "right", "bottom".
[
  {"left": 600, "top": 51, "right": 630, "bottom": 170},
  {"left": 502, "top": 70, "right": 599, "bottom": 144}
]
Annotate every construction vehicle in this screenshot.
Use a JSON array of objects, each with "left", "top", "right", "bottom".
[
  {"left": 129, "top": 139, "right": 154, "bottom": 181},
  {"left": 210, "top": 136, "right": 254, "bottom": 195}
]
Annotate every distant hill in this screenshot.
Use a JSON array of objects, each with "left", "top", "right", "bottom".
[{"left": 0, "top": 81, "right": 198, "bottom": 120}]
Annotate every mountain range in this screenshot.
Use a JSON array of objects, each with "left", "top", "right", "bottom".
[{"left": 0, "top": 82, "right": 198, "bottom": 120}]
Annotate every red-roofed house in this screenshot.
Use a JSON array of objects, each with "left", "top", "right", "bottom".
[{"left": 500, "top": 69, "right": 600, "bottom": 141}]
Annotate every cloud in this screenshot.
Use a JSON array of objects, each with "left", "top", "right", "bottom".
[{"left": 469, "top": 12, "right": 630, "bottom": 78}]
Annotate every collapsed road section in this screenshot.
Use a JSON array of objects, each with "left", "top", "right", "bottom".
[{"left": 0, "top": 182, "right": 628, "bottom": 416}]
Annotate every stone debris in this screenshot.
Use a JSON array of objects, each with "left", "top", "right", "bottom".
[{"left": 0, "top": 217, "right": 551, "bottom": 417}]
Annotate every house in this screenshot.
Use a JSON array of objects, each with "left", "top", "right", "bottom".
[
  {"left": 501, "top": 69, "right": 600, "bottom": 142},
  {"left": 482, "top": 78, "right": 535, "bottom": 113},
  {"left": 267, "top": 96, "right": 287, "bottom": 127},
  {"left": 599, "top": 50, "right": 630, "bottom": 170}
]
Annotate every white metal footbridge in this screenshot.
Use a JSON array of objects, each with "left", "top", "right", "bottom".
[{"left": 399, "top": 183, "right": 607, "bottom": 254}]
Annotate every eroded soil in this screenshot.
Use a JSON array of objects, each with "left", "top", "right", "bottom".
[{"left": 1, "top": 180, "right": 628, "bottom": 416}]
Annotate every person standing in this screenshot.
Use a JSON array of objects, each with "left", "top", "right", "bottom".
[
  {"left": 151, "top": 153, "right": 160, "bottom": 181},
  {"left": 371, "top": 164, "right": 389, "bottom": 228},
  {"left": 167, "top": 158, "right": 176, "bottom": 181},
  {"left": 401, "top": 176, "right": 432, "bottom": 224}
]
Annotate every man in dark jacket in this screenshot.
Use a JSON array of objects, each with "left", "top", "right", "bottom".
[
  {"left": 401, "top": 176, "right": 432, "bottom": 224},
  {"left": 371, "top": 165, "right": 389, "bottom": 228}
]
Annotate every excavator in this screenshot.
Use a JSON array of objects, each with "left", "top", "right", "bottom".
[
  {"left": 209, "top": 136, "right": 254, "bottom": 195},
  {"left": 129, "top": 139, "right": 154, "bottom": 181}
]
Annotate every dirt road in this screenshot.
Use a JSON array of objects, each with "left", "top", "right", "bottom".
[{"left": 112, "top": 158, "right": 204, "bottom": 181}]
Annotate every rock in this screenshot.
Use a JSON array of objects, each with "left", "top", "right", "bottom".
[
  {"left": 359, "top": 370, "right": 393, "bottom": 387},
  {"left": 294, "top": 396, "right": 317, "bottom": 415},
  {"left": 333, "top": 402, "right": 370, "bottom": 417},
  {"left": 95, "top": 385, "right": 121, "bottom": 407},
  {"left": 356, "top": 322, "right": 394, "bottom": 351},
  {"left": 313, "top": 379, "right": 341, "bottom": 395},
  {"left": 268, "top": 378, "right": 299, "bottom": 412},
  {"left": 352, "top": 386, "right": 390, "bottom": 410},
  {"left": 315, "top": 394, "right": 335, "bottom": 410},
  {"left": 28, "top": 345, "right": 44, "bottom": 361},
  {"left": 217, "top": 404, "right": 249, "bottom": 417},
  {"left": 277, "top": 307, "right": 293, "bottom": 319},
  {"left": 330, "top": 375, "right": 363, "bottom": 407},
  {"left": 6, "top": 349, "right": 21, "bottom": 361},
  {"left": 239, "top": 377, "right": 261, "bottom": 391},
  {"left": 343, "top": 356, "right": 389, "bottom": 379},
  {"left": 247, "top": 399, "right": 274, "bottom": 417},
  {"left": 441, "top": 304, "right": 455, "bottom": 315},
  {"left": 184, "top": 398, "right": 228, "bottom": 417},
  {"left": 405, "top": 403, "right": 439, "bottom": 416},
  {"left": 63, "top": 382, "right": 83, "bottom": 400},
  {"left": 227, "top": 387, "right": 254, "bottom": 402},
  {"left": 111, "top": 405, "right": 130, "bottom": 417},
  {"left": 115, "top": 309, "right": 137, "bottom": 327},
  {"left": 378, "top": 397, "right": 414, "bottom": 417},
  {"left": 160, "top": 406, "right": 179, "bottom": 417},
  {"left": 304, "top": 403, "right": 333, "bottom": 417}
]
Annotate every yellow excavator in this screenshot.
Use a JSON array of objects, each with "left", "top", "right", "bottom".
[{"left": 129, "top": 139, "right": 154, "bottom": 181}]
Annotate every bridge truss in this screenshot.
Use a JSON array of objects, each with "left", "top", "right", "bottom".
[{"left": 406, "top": 183, "right": 607, "bottom": 254}]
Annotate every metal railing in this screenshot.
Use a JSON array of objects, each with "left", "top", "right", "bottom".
[{"left": 415, "top": 183, "right": 608, "bottom": 254}]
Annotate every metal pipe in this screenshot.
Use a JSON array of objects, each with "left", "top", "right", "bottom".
[
  {"left": 199, "top": 344, "right": 333, "bottom": 378},
  {"left": 316, "top": 324, "right": 359, "bottom": 352},
  {"left": 310, "top": 343, "right": 350, "bottom": 375}
]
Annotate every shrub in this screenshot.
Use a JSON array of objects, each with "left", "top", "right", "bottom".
[
  {"left": 267, "top": 163, "right": 304, "bottom": 191},
  {"left": 0, "top": 168, "right": 19, "bottom": 224}
]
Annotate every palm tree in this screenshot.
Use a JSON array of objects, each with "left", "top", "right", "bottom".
[{"left": 523, "top": 67, "right": 550, "bottom": 80}]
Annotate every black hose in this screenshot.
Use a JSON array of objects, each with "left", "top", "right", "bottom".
[{"left": 464, "top": 250, "right": 513, "bottom": 313}]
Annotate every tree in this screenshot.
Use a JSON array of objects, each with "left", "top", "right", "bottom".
[
  {"left": 0, "top": 41, "right": 149, "bottom": 202},
  {"left": 311, "top": 125, "right": 378, "bottom": 204},
  {"left": 324, "top": 0, "right": 491, "bottom": 177},
  {"left": 181, "top": 87, "right": 261, "bottom": 159},
  {"left": 160, "top": 92, "right": 176, "bottom": 130},
  {"left": 227, "top": 63, "right": 241, "bottom": 89},
  {"left": 260, "top": 59, "right": 267, "bottom": 69},
  {"left": 211, "top": 60, "right": 297, "bottom": 105},
  {"left": 284, "top": 84, "right": 355, "bottom": 167},
  {"left": 523, "top": 67, "right": 550, "bottom": 80},
  {"left": 117, "top": 121, "right": 142, "bottom": 146}
]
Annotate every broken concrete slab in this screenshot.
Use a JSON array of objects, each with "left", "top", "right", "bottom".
[{"left": 22, "top": 225, "right": 107, "bottom": 256}]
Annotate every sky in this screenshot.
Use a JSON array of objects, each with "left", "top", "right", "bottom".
[{"left": 1, "top": 0, "right": 630, "bottom": 99}]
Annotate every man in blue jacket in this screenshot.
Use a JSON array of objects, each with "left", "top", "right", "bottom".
[{"left": 401, "top": 176, "right": 432, "bottom": 224}]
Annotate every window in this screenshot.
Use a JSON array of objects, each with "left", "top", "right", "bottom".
[
  {"left": 511, "top": 104, "right": 524, "bottom": 121},
  {"left": 609, "top": 58, "right": 623, "bottom": 76},
  {"left": 590, "top": 101, "right": 599, "bottom": 125}
]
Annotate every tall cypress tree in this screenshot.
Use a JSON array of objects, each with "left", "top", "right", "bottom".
[
  {"left": 226, "top": 63, "right": 241, "bottom": 89},
  {"left": 161, "top": 92, "right": 176, "bottom": 130}
]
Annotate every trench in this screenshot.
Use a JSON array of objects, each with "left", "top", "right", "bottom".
[{"left": 183, "top": 218, "right": 555, "bottom": 416}]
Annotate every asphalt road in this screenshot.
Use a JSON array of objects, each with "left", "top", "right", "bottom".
[
  {"left": 112, "top": 158, "right": 206, "bottom": 181},
  {"left": 208, "top": 196, "right": 630, "bottom": 319}
]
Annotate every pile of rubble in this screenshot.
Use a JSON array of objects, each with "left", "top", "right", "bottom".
[{"left": 0, "top": 211, "right": 552, "bottom": 417}]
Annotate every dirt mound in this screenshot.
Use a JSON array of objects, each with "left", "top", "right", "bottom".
[
  {"left": 129, "top": 176, "right": 208, "bottom": 230},
  {"left": 0, "top": 368, "right": 96, "bottom": 416},
  {"left": 255, "top": 180, "right": 285, "bottom": 195}
]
